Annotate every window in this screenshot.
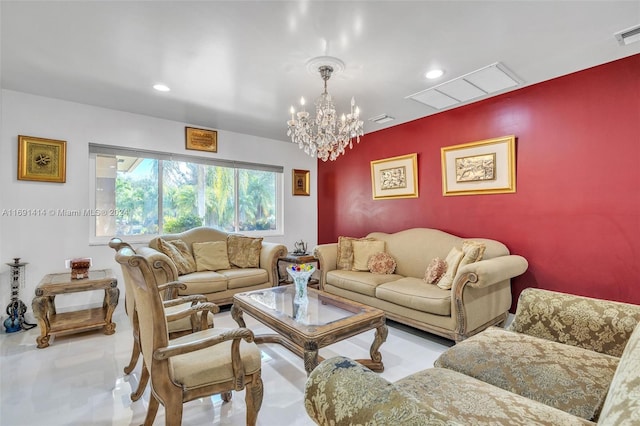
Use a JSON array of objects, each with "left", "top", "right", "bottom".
[{"left": 90, "top": 144, "right": 283, "bottom": 243}]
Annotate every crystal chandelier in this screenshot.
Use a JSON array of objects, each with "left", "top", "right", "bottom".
[{"left": 287, "top": 64, "right": 364, "bottom": 161}]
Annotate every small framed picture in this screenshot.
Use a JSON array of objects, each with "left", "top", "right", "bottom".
[
  {"left": 185, "top": 127, "right": 217, "bottom": 152},
  {"left": 441, "top": 135, "right": 516, "bottom": 196},
  {"left": 370, "top": 153, "right": 419, "bottom": 200},
  {"left": 18, "top": 135, "right": 67, "bottom": 183},
  {"left": 292, "top": 169, "right": 310, "bottom": 196}
]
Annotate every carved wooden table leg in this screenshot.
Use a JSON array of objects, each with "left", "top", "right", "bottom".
[
  {"left": 32, "top": 295, "right": 51, "bottom": 349},
  {"left": 356, "top": 322, "right": 388, "bottom": 372},
  {"left": 231, "top": 304, "right": 246, "bottom": 328},
  {"left": 103, "top": 287, "right": 120, "bottom": 335},
  {"left": 303, "top": 341, "right": 319, "bottom": 376}
]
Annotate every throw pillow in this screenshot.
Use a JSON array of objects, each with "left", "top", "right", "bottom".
[
  {"left": 157, "top": 238, "right": 197, "bottom": 276},
  {"left": 424, "top": 257, "right": 447, "bottom": 284},
  {"left": 352, "top": 240, "right": 386, "bottom": 271},
  {"left": 192, "top": 241, "right": 231, "bottom": 271},
  {"left": 368, "top": 252, "right": 397, "bottom": 275},
  {"left": 436, "top": 247, "right": 465, "bottom": 290},
  {"left": 336, "top": 236, "right": 375, "bottom": 270},
  {"left": 458, "top": 240, "right": 486, "bottom": 270},
  {"left": 227, "top": 235, "right": 263, "bottom": 268}
]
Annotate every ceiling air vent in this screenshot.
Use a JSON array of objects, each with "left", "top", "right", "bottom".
[
  {"left": 615, "top": 24, "right": 640, "bottom": 46},
  {"left": 369, "top": 114, "right": 395, "bottom": 124},
  {"left": 406, "top": 62, "right": 522, "bottom": 111}
]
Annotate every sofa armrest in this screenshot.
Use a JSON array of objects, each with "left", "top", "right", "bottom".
[
  {"left": 260, "top": 242, "right": 288, "bottom": 286},
  {"left": 451, "top": 255, "right": 528, "bottom": 340},
  {"left": 305, "top": 356, "right": 459, "bottom": 426},
  {"left": 507, "top": 288, "right": 640, "bottom": 357},
  {"left": 454, "top": 255, "right": 528, "bottom": 291},
  {"left": 313, "top": 243, "right": 338, "bottom": 290}
]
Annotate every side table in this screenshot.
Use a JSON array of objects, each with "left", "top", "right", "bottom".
[
  {"left": 277, "top": 253, "right": 320, "bottom": 288},
  {"left": 32, "top": 268, "right": 119, "bottom": 348}
]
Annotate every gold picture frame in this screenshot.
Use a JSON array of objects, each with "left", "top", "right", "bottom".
[
  {"left": 292, "top": 169, "right": 310, "bottom": 196},
  {"left": 370, "top": 153, "right": 419, "bottom": 200},
  {"left": 441, "top": 135, "right": 516, "bottom": 196},
  {"left": 185, "top": 127, "right": 217, "bottom": 152},
  {"left": 18, "top": 135, "right": 67, "bottom": 183}
]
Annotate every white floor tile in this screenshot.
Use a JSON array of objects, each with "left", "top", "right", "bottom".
[{"left": 0, "top": 303, "right": 451, "bottom": 425}]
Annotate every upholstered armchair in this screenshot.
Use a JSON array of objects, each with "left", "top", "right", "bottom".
[
  {"left": 109, "top": 238, "right": 215, "bottom": 401},
  {"left": 115, "top": 245, "right": 263, "bottom": 426}
]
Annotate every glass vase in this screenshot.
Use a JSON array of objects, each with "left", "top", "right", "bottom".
[{"left": 287, "top": 266, "right": 315, "bottom": 305}]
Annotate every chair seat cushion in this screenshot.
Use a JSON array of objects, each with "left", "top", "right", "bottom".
[
  {"left": 169, "top": 328, "right": 262, "bottom": 389},
  {"left": 376, "top": 278, "right": 451, "bottom": 316},
  {"left": 325, "top": 270, "right": 402, "bottom": 297},
  {"left": 434, "top": 327, "right": 619, "bottom": 421}
]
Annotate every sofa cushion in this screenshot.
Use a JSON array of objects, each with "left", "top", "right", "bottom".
[
  {"left": 192, "top": 241, "right": 231, "bottom": 271},
  {"left": 219, "top": 268, "right": 269, "bottom": 290},
  {"left": 368, "top": 252, "right": 397, "bottom": 275},
  {"left": 396, "top": 367, "right": 594, "bottom": 426},
  {"left": 227, "top": 235, "right": 262, "bottom": 268},
  {"left": 436, "top": 247, "right": 464, "bottom": 290},
  {"left": 434, "top": 327, "right": 619, "bottom": 420},
  {"left": 424, "top": 257, "right": 447, "bottom": 284},
  {"left": 376, "top": 278, "right": 452, "bottom": 316},
  {"left": 326, "top": 270, "right": 402, "bottom": 297},
  {"left": 336, "top": 236, "right": 374, "bottom": 270},
  {"left": 157, "top": 238, "right": 197, "bottom": 275},
  {"left": 177, "top": 271, "right": 228, "bottom": 294},
  {"left": 352, "top": 240, "right": 385, "bottom": 271}
]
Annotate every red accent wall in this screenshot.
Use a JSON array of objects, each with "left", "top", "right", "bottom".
[{"left": 318, "top": 54, "right": 640, "bottom": 308}]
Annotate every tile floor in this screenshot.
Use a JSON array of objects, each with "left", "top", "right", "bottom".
[{"left": 0, "top": 304, "right": 453, "bottom": 425}]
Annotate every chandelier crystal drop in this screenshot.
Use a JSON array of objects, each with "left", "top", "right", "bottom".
[{"left": 287, "top": 65, "right": 364, "bottom": 161}]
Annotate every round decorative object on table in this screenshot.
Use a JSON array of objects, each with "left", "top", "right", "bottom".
[{"left": 286, "top": 265, "right": 316, "bottom": 321}]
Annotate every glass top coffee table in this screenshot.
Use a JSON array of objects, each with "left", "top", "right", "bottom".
[{"left": 232, "top": 286, "right": 387, "bottom": 375}]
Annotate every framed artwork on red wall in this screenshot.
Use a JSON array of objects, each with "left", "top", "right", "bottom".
[
  {"left": 370, "top": 153, "right": 419, "bottom": 200},
  {"left": 441, "top": 135, "right": 516, "bottom": 196}
]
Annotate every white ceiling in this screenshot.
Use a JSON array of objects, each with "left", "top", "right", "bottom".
[{"left": 2, "top": 1, "right": 639, "bottom": 143}]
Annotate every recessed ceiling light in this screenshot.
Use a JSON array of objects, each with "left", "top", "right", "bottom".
[
  {"left": 425, "top": 69, "right": 444, "bottom": 80},
  {"left": 153, "top": 83, "right": 170, "bottom": 92}
]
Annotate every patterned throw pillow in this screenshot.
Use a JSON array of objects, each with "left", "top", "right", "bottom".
[
  {"left": 368, "top": 252, "right": 397, "bottom": 275},
  {"left": 227, "top": 235, "right": 263, "bottom": 268},
  {"left": 352, "top": 240, "right": 386, "bottom": 271},
  {"left": 192, "top": 241, "right": 231, "bottom": 271},
  {"left": 157, "top": 238, "right": 197, "bottom": 275},
  {"left": 336, "top": 236, "right": 375, "bottom": 270},
  {"left": 424, "top": 257, "right": 447, "bottom": 284},
  {"left": 458, "top": 240, "right": 486, "bottom": 270},
  {"left": 436, "top": 247, "right": 465, "bottom": 290}
]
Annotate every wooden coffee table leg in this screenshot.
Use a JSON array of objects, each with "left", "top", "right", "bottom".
[
  {"left": 103, "top": 287, "right": 119, "bottom": 335},
  {"left": 303, "top": 341, "right": 319, "bottom": 376},
  {"left": 231, "top": 304, "right": 246, "bottom": 328},
  {"left": 356, "top": 323, "right": 388, "bottom": 372}
]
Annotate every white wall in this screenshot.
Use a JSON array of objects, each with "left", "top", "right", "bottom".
[{"left": 0, "top": 89, "right": 317, "bottom": 316}]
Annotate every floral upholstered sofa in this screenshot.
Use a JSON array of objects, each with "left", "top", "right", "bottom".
[
  {"left": 122, "top": 227, "right": 287, "bottom": 306},
  {"left": 314, "top": 228, "right": 528, "bottom": 341},
  {"left": 304, "top": 288, "right": 640, "bottom": 425}
]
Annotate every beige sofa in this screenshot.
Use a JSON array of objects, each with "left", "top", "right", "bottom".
[
  {"left": 132, "top": 227, "right": 287, "bottom": 305},
  {"left": 305, "top": 288, "right": 640, "bottom": 425},
  {"left": 314, "top": 228, "right": 528, "bottom": 341}
]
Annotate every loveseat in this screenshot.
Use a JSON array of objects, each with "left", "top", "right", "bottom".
[
  {"left": 305, "top": 288, "right": 640, "bottom": 425},
  {"left": 313, "top": 228, "right": 528, "bottom": 341},
  {"left": 122, "top": 227, "right": 287, "bottom": 306}
]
